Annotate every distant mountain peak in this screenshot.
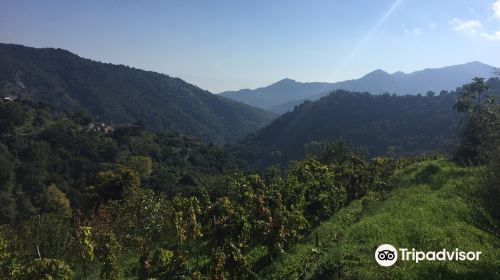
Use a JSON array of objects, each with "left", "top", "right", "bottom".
[
  {"left": 362, "top": 69, "right": 390, "bottom": 78},
  {"left": 465, "top": 60, "right": 486, "bottom": 65},
  {"left": 273, "top": 78, "right": 297, "bottom": 85}
]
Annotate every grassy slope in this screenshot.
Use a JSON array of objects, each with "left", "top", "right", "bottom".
[{"left": 259, "top": 160, "right": 500, "bottom": 279}]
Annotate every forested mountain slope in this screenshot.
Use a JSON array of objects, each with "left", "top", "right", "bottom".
[
  {"left": 232, "top": 91, "right": 457, "bottom": 168},
  {"left": 233, "top": 78, "right": 500, "bottom": 169},
  {"left": 0, "top": 43, "right": 275, "bottom": 143},
  {"left": 0, "top": 99, "right": 238, "bottom": 224}
]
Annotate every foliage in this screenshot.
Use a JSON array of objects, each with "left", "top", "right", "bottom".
[
  {"left": 483, "top": 147, "right": 500, "bottom": 222},
  {"left": 0, "top": 98, "right": 238, "bottom": 223},
  {"left": 261, "top": 160, "right": 500, "bottom": 279},
  {"left": 231, "top": 89, "right": 463, "bottom": 168},
  {"left": 90, "top": 167, "right": 141, "bottom": 203},
  {"left": 98, "top": 232, "right": 121, "bottom": 280},
  {"left": 0, "top": 231, "right": 22, "bottom": 279},
  {"left": 474, "top": 78, "right": 500, "bottom": 222},
  {"left": 120, "top": 155, "right": 153, "bottom": 181},
  {"left": 76, "top": 226, "right": 94, "bottom": 263},
  {"left": 0, "top": 233, "right": 73, "bottom": 280},
  {"left": 149, "top": 248, "right": 189, "bottom": 279},
  {"left": 21, "top": 258, "right": 73, "bottom": 280},
  {"left": 452, "top": 78, "right": 500, "bottom": 223},
  {"left": 172, "top": 195, "right": 203, "bottom": 244},
  {"left": 19, "top": 213, "right": 74, "bottom": 261},
  {"left": 43, "top": 184, "right": 72, "bottom": 218},
  {"left": 453, "top": 77, "right": 499, "bottom": 164},
  {"left": 0, "top": 43, "right": 275, "bottom": 143}
]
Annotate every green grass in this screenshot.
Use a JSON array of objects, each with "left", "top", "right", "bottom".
[{"left": 259, "top": 160, "right": 500, "bottom": 279}]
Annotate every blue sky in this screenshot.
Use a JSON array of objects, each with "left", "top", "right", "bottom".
[{"left": 1, "top": 0, "right": 499, "bottom": 92}]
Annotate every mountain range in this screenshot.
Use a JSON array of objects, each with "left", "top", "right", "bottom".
[
  {"left": 0, "top": 43, "right": 275, "bottom": 143},
  {"left": 220, "top": 61, "right": 497, "bottom": 113},
  {"left": 231, "top": 77, "right": 500, "bottom": 168}
]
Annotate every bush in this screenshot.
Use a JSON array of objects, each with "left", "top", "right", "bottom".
[{"left": 21, "top": 258, "right": 73, "bottom": 280}]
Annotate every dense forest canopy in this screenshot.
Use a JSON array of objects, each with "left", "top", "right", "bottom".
[
  {"left": 0, "top": 43, "right": 275, "bottom": 144},
  {"left": 0, "top": 99, "right": 239, "bottom": 224}
]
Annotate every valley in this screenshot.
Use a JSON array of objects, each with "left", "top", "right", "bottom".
[{"left": 1, "top": 1, "right": 500, "bottom": 277}]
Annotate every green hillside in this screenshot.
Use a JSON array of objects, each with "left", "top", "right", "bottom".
[
  {"left": 0, "top": 99, "right": 239, "bottom": 224},
  {"left": 0, "top": 43, "right": 275, "bottom": 143},
  {"left": 232, "top": 91, "right": 458, "bottom": 168},
  {"left": 259, "top": 160, "right": 500, "bottom": 279},
  {"left": 233, "top": 78, "right": 500, "bottom": 169}
]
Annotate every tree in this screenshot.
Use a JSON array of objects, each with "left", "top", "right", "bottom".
[
  {"left": 206, "top": 196, "right": 256, "bottom": 279},
  {"left": 172, "top": 195, "right": 203, "bottom": 246},
  {"left": 453, "top": 77, "right": 497, "bottom": 164},
  {"left": 114, "top": 187, "right": 170, "bottom": 280},
  {"left": 87, "top": 205, "right": 121, "bottom": 280},
  {"left": 99, "top": 232, "right": 121, "bottom": 280},
  {"left": 75, "top": 225, "right": 94, "bottom": 279},
  {"left": 0, "top": 144, "right": 14, "bottom": 185},
  {"left": 88, "top": 166, "right": 140, "bottom": 204},
  {"left": 43, "top": 184, "right": 72, "bottom": 218},
  {"left": 0, "top": 147, "right": 19, "bottom": 224},
  {"left": 0, "top": 231, "right": 22, "bottom": 279},
  {"left": 120, "top": 156, "right": 153, "bottom": 182},
  {"left": 20, "top": 213, "right": 74, "bottom": 261},
  {"left": 0, "top": 101, "right": 27, "bottom": 134},
  {"left": 453, "top": 77, "right": 488, "bottom": 114}
]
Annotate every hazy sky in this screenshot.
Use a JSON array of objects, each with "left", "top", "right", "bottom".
[{"left": 1, "top": 0, "right": 500, "bottom": 92}]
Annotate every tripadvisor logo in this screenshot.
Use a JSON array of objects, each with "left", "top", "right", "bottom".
[
  {"left": 375, "top": 244, "right": 482, "bottom": 267},
  {"left": 375, "top": 244, "right": 398, "bottom": 266}
]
